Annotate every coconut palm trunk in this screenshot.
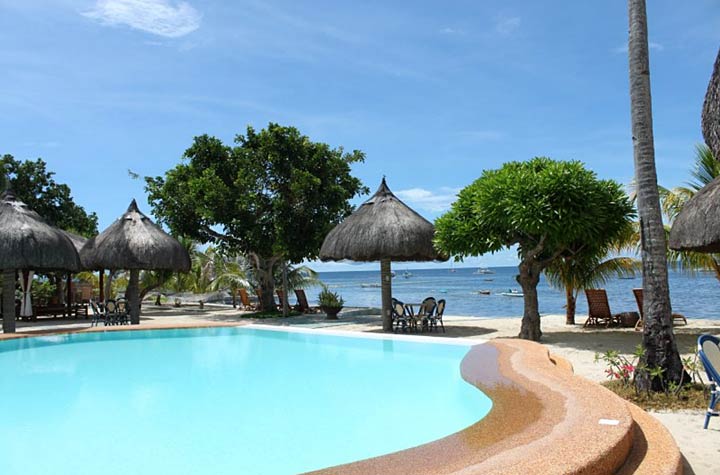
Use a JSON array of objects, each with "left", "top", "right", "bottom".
[
  {"left": 3, "top": 270, "right": 16, "bottom": 333},
  {"left": 628, "top": 0, "right": 684, "bottom": 389}
]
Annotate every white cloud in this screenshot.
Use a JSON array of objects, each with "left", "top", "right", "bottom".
[
  {"left": 394, "top": 187, "right": 461, "bottom": 213},
  {"left": 495, "top": 16, "right": 521, "bottom": 36},
  {"left": 439, "top": 27, "right": 463, "bottom": 35},
  {"left": 613, "top": 42, "right": 664, "bottom": 54},
  {"left": 83, "top": 0, "right": 201, "bottom": 38}
]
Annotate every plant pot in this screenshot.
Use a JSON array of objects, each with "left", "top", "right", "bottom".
[{"left": 321, "top": 306, "right": 343, "bottom": 320}]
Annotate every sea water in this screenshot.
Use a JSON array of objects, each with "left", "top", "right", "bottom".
[{"left": 313, "top": 267, "right": 720, "bottom": 319}]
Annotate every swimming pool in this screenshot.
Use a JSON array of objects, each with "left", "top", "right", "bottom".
[{"left": 0, "top": 326, "right": 492, "bottom": 474}]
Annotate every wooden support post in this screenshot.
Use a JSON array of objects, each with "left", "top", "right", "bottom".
[{"left": 381, "top": 259, "right": 393, "bottom": 332}]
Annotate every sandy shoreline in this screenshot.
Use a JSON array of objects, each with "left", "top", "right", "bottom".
[{"left": 5, "top": 307, "right": 720, "bottom": 474}]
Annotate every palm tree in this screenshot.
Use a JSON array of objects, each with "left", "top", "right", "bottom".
[
  {"left": 660, "top": 145, "right": 720, "bottom": 280},
  {"left": 545, "top": 224, "right": 640, "bottom": 325},
  {"left": 628, "top": 0, "right": 684, "bottom": 389},
  {"left": 211, "top": 252, "right": 250, "bottom": 308}
]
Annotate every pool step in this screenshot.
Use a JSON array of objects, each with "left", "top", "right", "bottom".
[{"left": 615, "top": 403, "right": 683, "bottom": 475}]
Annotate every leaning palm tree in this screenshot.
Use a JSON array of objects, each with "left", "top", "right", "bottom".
[
  {"left": 545, "top": 224, "right": 640, "bottom": 325},
  {"left": 627, "top": 0, "right": 684, "bottom": 389}
]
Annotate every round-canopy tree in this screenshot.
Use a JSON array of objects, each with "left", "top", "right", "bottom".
[
  {"left": 145, "top": 123, "right": 367, "bottom": 311},
  {"left": 435, "top": 157, "right": 635, "bottom": 341}
]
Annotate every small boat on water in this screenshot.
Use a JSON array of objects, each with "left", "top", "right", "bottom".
[
  {"left": 483, "top": 278, "right": 494, "bottom": 282},
  {"left": 500, "top": 289, "right": 523, "bottom": 297},
  {"left": 402, "top": 271, "right": 413, "bottom": 278},
  {"left": 360, "top": 283, "right": 381, "bottom": 288},
  {"left": 476, "top": 290, "right": 491, "bottom": 295},
  {"left": 474, "top": 268, "right": 495, "bottom": 275}
]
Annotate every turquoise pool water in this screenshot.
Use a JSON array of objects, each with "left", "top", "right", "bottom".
[{"left": 0, "top": 327, "right": 492, "bottom": 474}]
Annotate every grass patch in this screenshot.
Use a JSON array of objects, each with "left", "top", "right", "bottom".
[
  {"left": 602, "top": 380, "right": 709, "bottom": 411},
  {"left": 241, "top": 310, "right": 302, "bottom": 319}
]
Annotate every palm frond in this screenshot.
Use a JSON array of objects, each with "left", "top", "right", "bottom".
[{"left": 688, "top": 143, "right": 719, "bottom": 191}]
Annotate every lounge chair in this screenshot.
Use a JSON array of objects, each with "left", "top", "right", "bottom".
[
  {"left": 583, "top": 289, "right": 621, "bottom": 327},
  {"left": 294, "top": 289, "right": 318, "bottom": 313},
  {"left": 632, "top": 288, "right": 687, "bottom": 330},
  {"left": 238, "top": 288, "right": 256, "bottom": 311},
  {"left": 391, "top": 298, "right": 410, "bottom": 333},
  {"left": 429, "top": 299, "right": 446, "bottom": 333},
  {"left": 114, "top": 298, "right": 130, "bottom": 325},
  {"left": 698, "top": 334, "right": 720, "bottom": 429},
  {"left": 276, "top": 289, "right": 293, "bottom": 311},
  {"left": 413, "top": 297, "right": 436, "bottom": 332}
]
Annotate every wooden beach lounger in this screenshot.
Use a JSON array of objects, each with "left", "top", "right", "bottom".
[
  {"left": 583, "top": 289, "right": 622, "bottom": 328},
  {"left": 632, "top": 288, "right": 687, "bottom": 330}
]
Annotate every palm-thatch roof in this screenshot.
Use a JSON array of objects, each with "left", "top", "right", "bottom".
[
  {"left": 669, "top": 175, "right": 720, "bottom": 252},
  {"left": 0, "top": 190, "right": 81, "bottom": 272},
  {"left": 319, "top": 178, "right": 446, "bottom": 262},
  {"left": 80, "top": 200, "right": 191, "bottom": 272},
  {"left": 702, "top": 47, "right": 720, "bottom": 159}
]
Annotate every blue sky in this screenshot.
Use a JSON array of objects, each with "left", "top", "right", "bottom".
[{"left": 1, "top": 0, "right": 719, "bottom": 271}]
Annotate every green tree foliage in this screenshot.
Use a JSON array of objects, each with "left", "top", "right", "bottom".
[
  {"left": 1, "top": 154, "right": 98, "bottom": 236},
  {"left": 435, "top": 157, "right": 635, "bottom": 340},
  {"left": 145, "top": 124, "right": 366, "bottom": 310}
]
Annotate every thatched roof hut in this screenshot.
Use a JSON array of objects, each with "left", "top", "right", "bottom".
[
  {"left": 0, "top": 191, "right": 81, "bottom": 272},
  {"left": 702, "top": 48, "right": 720, "bottom": 159},
  {"left": 62, "top": 230, "right": 88, "bottom": 254},
  {"left": 80, "top": 200, "right": 191, "bottom": 272},
  {"left": 320, "top": 178, "right": 444, "bottom": 262},
  {"left": 80, "top": 199, "right": 191, "bottom": 324},
  {"left": 669, "top": 175, "right": 720, "bottom": 252},
  {"left": 0, "top": 190, "right": 81, "bottom": 333},
  {"left": 320, "top": 178, "right": 446, "bottom": 331}
]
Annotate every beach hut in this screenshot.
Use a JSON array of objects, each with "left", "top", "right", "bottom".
[
  {"left": 61, "top": 230, "right": 89, "bottom": 316},
  {"left": 0, "top": 190, "right": 81, "bottom": 333},
  {"left": 80, "top": 200, "right": 191, "bottom": 324},
  {"left": 702, "top": 48, "right": 720, "bottom": 159},
  {"left": 319, "top": 178, "right": 446, "bottom": 331},
  {"left": 669, "top": 175, "right": 720, "bottom": 252},
  {"left": 670, "top": 48, "right": 720, "bottom": 252}
]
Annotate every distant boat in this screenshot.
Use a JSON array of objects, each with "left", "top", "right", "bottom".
[
  {"left": 474, "top": 268, "right": 495, "bottom": 275},
  {"left": 500, "top": 289, "right": 523, "bottom": 297},
  {"left": 402, "top": 271, "right": 413, "bottom": 278},
  {"left": 361, "top": 283, "right": 381, "bottom": 288},
  {"left": 391, "top": 271, "right": 396, "bottom": 278},
  {"left": 483, "top": 278, "right": 494, "bottom": 282},
  {"left": 476, "top": 290, "right": 491, "bottom": 295},
  {"left": 618, "top": 276, "right": 635, "bottom": 280}
]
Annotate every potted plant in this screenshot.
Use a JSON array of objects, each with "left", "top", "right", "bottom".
[{"left": 318, "top": 286, "right": 344, "bottom": 320}]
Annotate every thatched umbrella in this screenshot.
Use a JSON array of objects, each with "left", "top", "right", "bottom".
[
  {"left": 702, "top": 48, "right": 720, "bottom": 159},
  {"left": 319, "top": 178, "right": 446, "bottom": 331},
  {"left": 80, "top": 199, "right": 191, "bottom": 324},
  {"left": 0, "top": 190, "right": 81, "bottom": 333},
  {"left": 669, "top": 175, "right": 720, "bottom": 252}
]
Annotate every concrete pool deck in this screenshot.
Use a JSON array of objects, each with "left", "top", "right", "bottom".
[{"left": 2, "top": 306, "right": 715, "bottom": 473}]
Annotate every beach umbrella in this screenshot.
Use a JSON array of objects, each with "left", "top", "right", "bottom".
[
  {"left": 0, "top": 190, "right": 81, "bottom": 333},
  {"left": 80, "top": 199, "right": 191, "bottom": 324},
  {"left": 669, "top": 175, "right": 720, "bottom": 252},
  {"left": 319, "top": 178, "right": 446, "bottom": 331}
]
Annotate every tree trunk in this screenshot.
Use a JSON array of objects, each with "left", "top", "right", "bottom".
[
  {"left": 628, "top": 0, "right": 685, "bottom": 389},
  {"left": 518, "top": 259, "right": 542, "bottom": 341},
  {"left": 565, "top": 285, "right": 576, "bottom": 325},
  {"left": 52, "top": 273, "right": 64, "bottom": 304},
  {"left": 105, "top": 270, "right": 115, "bottom": 301},
  {"left": 2, "top": 269, "right": 16, "bottom": 333},
  {"left": 254, "top": 256, "right": 277, "bottom": 312},
  {"left": 381, "top": 259, "right": 393, "bottom": 331},
  {"left": 282, "top": 261, "right": 289, "bottom": 317},
  {"left": 127, "top": 269, "right": 141, "bottom": 324},
  {"left": 99, "top": 269, "right": 105, "bottom": 302}
]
